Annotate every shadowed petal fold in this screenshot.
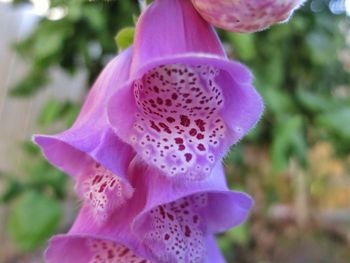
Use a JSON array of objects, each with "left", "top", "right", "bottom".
[{"left": 108, "top": 0, "right": 263, "bottom": 180}]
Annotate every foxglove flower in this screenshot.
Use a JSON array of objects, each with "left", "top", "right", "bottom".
[
  {"left": 45, "top": 158, "right": 252, "bottom": 263},
  {"left": 46, "top": 234, "right": 224, "bottom": 263},
  {"left": 129, "top": 159, "right": 252, "bottom": 262},
  {"left": 34, "top": 49, "right": 135, "bottom": 221},
  {"left": 191, "top": 0, "right": 307, "bottom": 33},
  {"left": 108, "top": 0, "right": 263, "bottom": 180}
]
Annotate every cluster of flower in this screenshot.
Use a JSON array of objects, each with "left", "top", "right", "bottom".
[{"left": 35, "top": 0, "right": 305, "bottom": 262}]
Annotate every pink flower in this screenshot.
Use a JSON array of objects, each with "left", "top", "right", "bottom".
[
  {"left": 35, "top": 47, "right": 254, "bottom": 262},
  {"left": 45, "top": 157, "right": 252, "bottom": 263},
  {"left": 107, "top": 0, "right": 263, "bottom": 180},
  {"left": 191, "top": 0, "right": 307, "bottom": 32},
  {"left": 34, "top": 49, "right": 136, "bottom": 222}
]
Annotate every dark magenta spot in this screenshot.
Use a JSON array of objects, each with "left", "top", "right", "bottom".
[
  {"left": 156, "top": 97, "right": 163, "bottom": 105},
  {"left": 180, "top": 115, "right": 191, "bottom": 127},
  {"left": 184, "top": 153, "right": 192, "bottom": 162},
  {"left": 166, "top": 117, "right": 175, "bottom": 123},
  {"left": 150, "top": 121, "right": 161, "bottom": 132},
  {"left": 196, "top": 133, "right": 204, "bottom": 140},
  {"left": 119, "top": 248, "right": 129, "bottom": 257},
  {"left": 195, "top": 119, "right": 206, "bottom": 132},
  {"left": 197, "top": 144, "right": 206, "bottom": 151},
  {"left": 159, "top": 122, "right": 171, "bottom": 134},
  {"left": 165, "top": 99, "right": 172, "bottom": 106},
  {"left": 184, "top": 225, "right": 191, "bottom": 237},
  {"left": 174, "top": 137, "right": 184, "bottom": 144},
  {"left": 189, "top": 128, "right": 197, "bottom": 136}
]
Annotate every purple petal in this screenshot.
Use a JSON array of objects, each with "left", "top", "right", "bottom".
[
  {"left": 205, "top": 236, "right": 227, "bottom": 263},
  {"left": 130, "top": 0, "right": 226, "bottom": 75},
  {"left": 51, "top": 160, "right": 252, "bottom": 262},
  {"left": 130, "top": 158, "right": 253, "bottom": 261},
  {"left": 34, "top": 48, "right": 135, "bottom": 179},
  {"left": 34, "top": 49, "right": 136, "bottom": 222},
  {"left": 108, "top": 0, "right": 263, "bottom": 180},
  {"left": 49, "top": 205, "right": 150, "bottom": 261},
  {"left": 45, "top": 234, "right": 225, "bottom": 263},
  {"left": 191, "top": 0, "right": 307, "bottom": 33},
  {"left": 45, "top": 235, "right": 151, "bottom": 263},
  {"left": 75, "top": 162, "right": 134, "bottom": 223}
]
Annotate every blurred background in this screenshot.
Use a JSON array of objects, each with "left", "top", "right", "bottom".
[{"left": 0, "top": 0, "right": 349, "bottom": 262}]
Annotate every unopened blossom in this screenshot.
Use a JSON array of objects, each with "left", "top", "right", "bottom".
[
  {"left": 34, "top": 49, "right": 135, "bottom": 221},
  {"left": 191, "top": 0, "right": 307, "bottom": 33},
  {"left": 45, "top": 158, "right": 252, "bottom": 263},
  {"left": 108, "top": 0, "right": 263, "bottom": 180}
]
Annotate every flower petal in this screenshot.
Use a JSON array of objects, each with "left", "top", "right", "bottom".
[
  {"left": 45, "top": 234, "right": 226, "bottom": 263},
  {"left": 108, "top": 0, "right": 263, "bottom": 180},
  {"left": 108, "top": 59, "right": 262, "bottom": 180},
  {"left": 191, "top": 0, "right": 307, "bottom": 33},
  {"left": 34, "top": 48, "right": 135, "bottom": 179},
  {"left": 45, "top": 235, "right": 151, "bottom": 263},
  {"left": 130, "top": 0, "right": 225, "bottom": 75},
  {"left": 204, "top": 236, "right": 227, "bottom": 263},
  {"left": 130, "top": 158, "right": 253, "bottom": 261},
  {"left": 50, "top": 159, "right": 252, "bottom": 263},
  {"left": 75, "top": 161, "right": 134, "bottom": 223}
]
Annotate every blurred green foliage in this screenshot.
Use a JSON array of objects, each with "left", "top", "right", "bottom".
[
  {"left": 2, "top": 0, "right": 139, "bottom": 252},
  {"left": 10, "top": 0, "right": 138, "bottom": 96},
  {"left": 1, "top": 141, "right": 67, "bottom": 250},
  {"left": 7, "top": 190, "right": 61, "bottom": 250},
  {"left": 1, "top": 0, "right": 349, "bottom": 261},
  {"left": 225, "top": 1, "right": 350, "bottom": 171}
]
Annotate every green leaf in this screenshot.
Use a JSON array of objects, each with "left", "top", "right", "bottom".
[
  {"left": 115, "top": 27, "right": 135, "bottom": 52},
  {"left": 260, "top": 87, "right": 294, "bottom": 119},
  {"left": 306, "top": 30, "right": 336, "bottom": 66},
  {"left": 83, "top": 5, "right": 106, "bottom": 31},
  {"left": 0, "top": 173, "right": 23, "bottom": 204},
  {"left": 7, "top": 191, "right": 62, "bottom": 250},
  {"left": 38, "top": 100, "right": 66, "bottom": 126},
  {"left": 27, "top": 160, "right": 67, "bottom": 199},
  {"left": 227, "top": 223, "right": 250, "bottom": 245},
  {"left": 297, "top": 89, "right": 336, "bottom": 113},
  {"left": 10, "top": 70, "right": 49, "bottom": 97},
  {"left": 271, "top": 116, "right": 306, "bottom": 171},
  {"left": 21, "top": 141, "right": 40, "bottom": 156},
  {"left": 317, "top": 108, "right": 350, "bottom": 141},
  {"left": 226, "top": 32, "right": 256, "bottom": 61},
  {"left": 64, "top": 103, "right": 81, "bottom": 127}
]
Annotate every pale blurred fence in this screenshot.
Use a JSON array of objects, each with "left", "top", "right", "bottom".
[
  {"left": 0, "top": 2, "right": 85, "bottom": 261},
  {"left": 0, "top": 2, "right": 86, "bottom": 174}
]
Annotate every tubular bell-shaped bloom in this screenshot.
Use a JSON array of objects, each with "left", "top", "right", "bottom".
[
  {"left": 45, "top": 158, "right": 252, "bottom": 263},
  {"left": 34, "top": 49, "right": 135, "bottom": 221},
  {"left": 129, "top": 160, "right": 252, "bottom": 262},
  {"left": 108, "top": 0, "right": 263, "bottom": 180},
  {"left": 191, "top": 0, "right": 307, "bottom": 33}
]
